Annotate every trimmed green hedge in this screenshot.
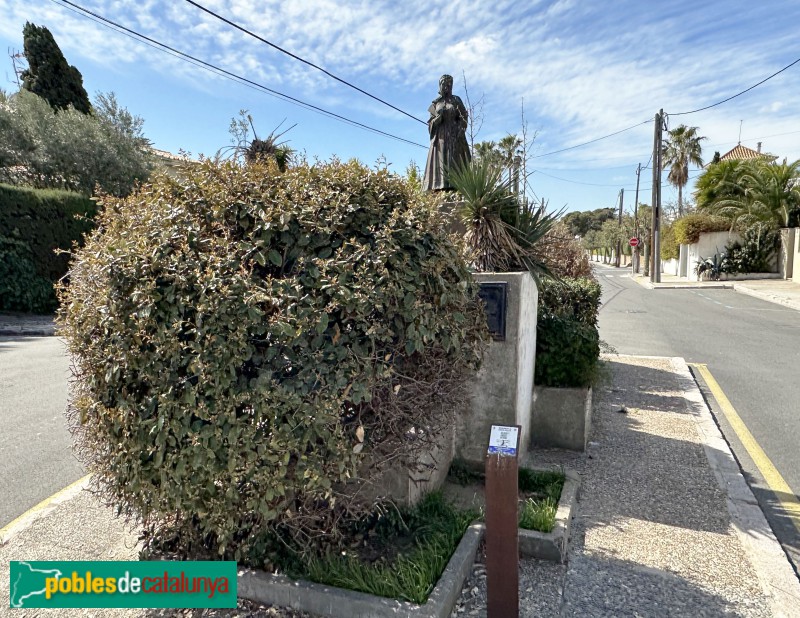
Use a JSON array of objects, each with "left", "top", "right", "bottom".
[
  {"left": 537, "top": 277, "right": 601, "bottom": 326},
  {"left": 673, "top": 213, "right": 729, "bottom": 245},
  {"left": 535, "top": 277, "right": 601, "bottom": 388},
  {"left": 0, "top": 184, "right": 96, "bottom": 312},
  {"left": 0, "top": 236, "right": 56, "bottom": 313}
]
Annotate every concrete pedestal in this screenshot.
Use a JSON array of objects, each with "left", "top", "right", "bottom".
[{"left": 457, "top": 272, "right": 537, "bottom": 464}]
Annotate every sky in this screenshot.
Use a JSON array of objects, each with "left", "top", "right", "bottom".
[{"left": 1, "top": 0, "right": 799, "bottom": 215}]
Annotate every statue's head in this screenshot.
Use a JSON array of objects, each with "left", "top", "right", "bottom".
[{"left": 438, "top": 74, "right": 454, "bottom": 97}]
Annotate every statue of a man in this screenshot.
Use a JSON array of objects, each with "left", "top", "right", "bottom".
[{"left": 423, "top": 74, "right": 471, "bottom": 191}]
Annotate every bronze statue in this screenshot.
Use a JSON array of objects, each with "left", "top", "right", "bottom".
[{"left": 423, "top": 74, "right": 471, "bottom": 191}]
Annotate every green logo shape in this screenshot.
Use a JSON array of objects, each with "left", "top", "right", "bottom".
[{"left": 9, "top": 561, "right": 237, "bottom": 608}]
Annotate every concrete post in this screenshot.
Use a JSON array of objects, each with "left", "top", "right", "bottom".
[
  {"left": 457, "top": 272, "right": 537, "bottom": 464},
  {"left": 779, "top": 228, "right": 796, "bottom": 280}
]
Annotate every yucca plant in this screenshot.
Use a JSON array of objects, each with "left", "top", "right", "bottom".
[{"left": 447, "top": 159, "right": 560, "bottom": 278}]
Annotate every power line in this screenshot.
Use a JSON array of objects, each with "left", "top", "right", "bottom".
[
  {"left": 51, "top": 0, "right": 427, "bottom": 150},
  {"left": 183, "top": 0, "right": 426, "bottom": 125},
  {"left": 668, "top": 55, "right": 800, "bottom": 116},
  {"left": 531, "top": 119, "right": 653, "bottom": 159}
]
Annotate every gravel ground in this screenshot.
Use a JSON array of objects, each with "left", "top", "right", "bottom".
[{"left": 447, "top": 354, "right": 776, "bottom": 617}]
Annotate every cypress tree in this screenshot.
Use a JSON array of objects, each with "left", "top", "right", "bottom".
[{"left": 20, "top": 22, "right": 91, "bottom": 114}]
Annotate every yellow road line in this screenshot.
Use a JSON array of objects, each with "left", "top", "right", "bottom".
[
  {"left": 690, "top": 363, "right": 800, "bottom": 535},
  {"left": 0, "top": 474, "right": 90, "bottom": 543}
]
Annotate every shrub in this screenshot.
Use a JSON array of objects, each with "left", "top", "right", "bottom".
[
  {"left": 660, "top": 222, "right": 679, "bottom": 261},
  {"left": 535, "top": 315, "right": 600, "bottom": 387},
  {"left": 56, "top": 159, "right": 489, "bottom": 562},
  {"left": 0, "top": 236, "right": 55, "bottom": 313},
  {"left": 673, "top": 213, "right": 729, "bottom": 245},
  {"left": 0, "top": 90, "right": 153, "bottom": 196},
  {"left": 724, "top": 223, "right": 779, "bottom": 274},
  {"left": 0, "top": 183, "right": 96, "bottom": 311},
  {"left": 534, "top": 221, "right": 593, "bottom": 279},
  {"left": 535, "top": 277, "right": 601, "bottom": 388},
  {"left": 537, "top": 277, "right": 601, "bottom": 326}
]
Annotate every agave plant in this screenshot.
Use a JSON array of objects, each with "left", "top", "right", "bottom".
[
  {"left": 447, "top": 159, "right": 561, "bottom": 278},
  {"left": 219, "top": 111, "right": 295, "bottom": 171},
  {"left": 695, "top": 251, "right": 727, "bottom": 281}
]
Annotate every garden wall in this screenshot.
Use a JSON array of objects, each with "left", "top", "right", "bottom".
[{"left": 683, "top": 230, "right": 742, "bottom": 281}]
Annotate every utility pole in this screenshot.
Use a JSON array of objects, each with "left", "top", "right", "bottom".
[
  {"left": 615, "top": 188, "right": 624, "bottom": 267},
  {"left": 633, "top": 163, "right": 641, "bottom": 273},
  {"left": 650, "top": 109, "right": 663, "bottom": 283}
]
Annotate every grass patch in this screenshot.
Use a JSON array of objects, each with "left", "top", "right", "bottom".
[
  {"left": 518, "top": 497, "right": 558, "bottom": 532},
  {"left": 299, "top": 492, "right": 478, "bottom": 604},
  {"left": 448, "top": 459, "right": 565, "bottom": 533},
  {"left": 517, "top": 468, "right": 564, "bottom": 501}
]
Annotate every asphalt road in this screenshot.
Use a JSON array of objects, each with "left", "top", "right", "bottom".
[
  {"left": 595, "top": 261, "right": 800, "bottom": 570},
  {"left": 0, "top": 336, "right": 84, "bottom": 528}
]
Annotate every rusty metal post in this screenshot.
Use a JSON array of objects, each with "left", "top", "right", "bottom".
[{"left": 485, "top": 424, "right": 520, "bottom": 618}]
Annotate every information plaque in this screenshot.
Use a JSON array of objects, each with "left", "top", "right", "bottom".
[{"left": 487, "top": 425, "right": 520, "bottom": 456}]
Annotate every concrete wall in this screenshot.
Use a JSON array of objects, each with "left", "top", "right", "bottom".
[
  {"left": 662, "top": 258, "right": 679, "bottom": 276},
  {"left": 457, "top": 272, "right": 537, "bottom": 464},
  {"left": 779, "top": 228, "right": 796, "bottom": 280},
  {"left": 793, "top": 228, "right": 800, "bottom": 284},
  {"left": 686, "top": 231, "right": 742, "bottom": 281}
]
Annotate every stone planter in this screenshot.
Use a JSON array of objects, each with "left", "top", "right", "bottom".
[
  {"left": 518, "top": 469, "right": 580, "bottom": 563},
  {"left": 531, "top": 386, "right": 592, "bottom": 451},
  {"left": 793, "top": 228, "right": 800, "bottom": 284},
  {"left": 239, "top": 523, "right": 484, "bottom": 618}
]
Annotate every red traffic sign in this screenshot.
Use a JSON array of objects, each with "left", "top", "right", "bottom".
[{"left": 629, "top": 237, "right": 640, "bottom": 247}]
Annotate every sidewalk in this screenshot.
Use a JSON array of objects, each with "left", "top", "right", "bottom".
[
  {"left": 453, "top": 355, "right": 800, "bottom": 617},
  {"left": 2, "top": 356, "right": 799, "bottom": 617}
]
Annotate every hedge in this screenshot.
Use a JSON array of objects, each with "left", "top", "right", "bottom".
[
  {"left": 673, "top": 213, "right": 729, "bottom": 245},
  {"left": 0, "top": 183, "right": 96, "bottom": 312},
  {"left": 56, "top": 159, "right": 489, "bottom": 562},
  {"left": 535, "top": 277, "right": 601, "bottom": 388}
]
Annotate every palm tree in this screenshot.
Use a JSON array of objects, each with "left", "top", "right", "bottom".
[
  {"left": 662, "top": 125, "right": 706, "bottom": 216},
  {"left": 694, "top": 159, "right": 746, "bottom": 212},
  {"left": 716, "top": 159, "right": 800, "bottom": 229},
  {"left": 498, "top": 134, "right": 523, "bottom": 194}
]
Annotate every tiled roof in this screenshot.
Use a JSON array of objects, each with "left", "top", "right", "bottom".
[
  {"left": 719, "top": 144, "right": 777, "bottom": 162},
  {"left": 150, "top": 147, "right": 191, "bottom": 161}
]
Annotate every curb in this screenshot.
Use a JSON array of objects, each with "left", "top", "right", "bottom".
[
  {"left": 239, "top": 523, "right": 484, "bottom": 618},
  {"left": 0, "top": 475, "right": 90, "bottom": 546},
  {"left": 0, "top": 328, "right": 55, "bottom": 337},
  {"left": 629, "top": 275, "right": 734, "bottom": 290},
  {"left": 671, "top": 357, "right": 800, "bottom": 617},
  {"left": 733, "top": 283, "right": 800, "bottom": 312}
]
